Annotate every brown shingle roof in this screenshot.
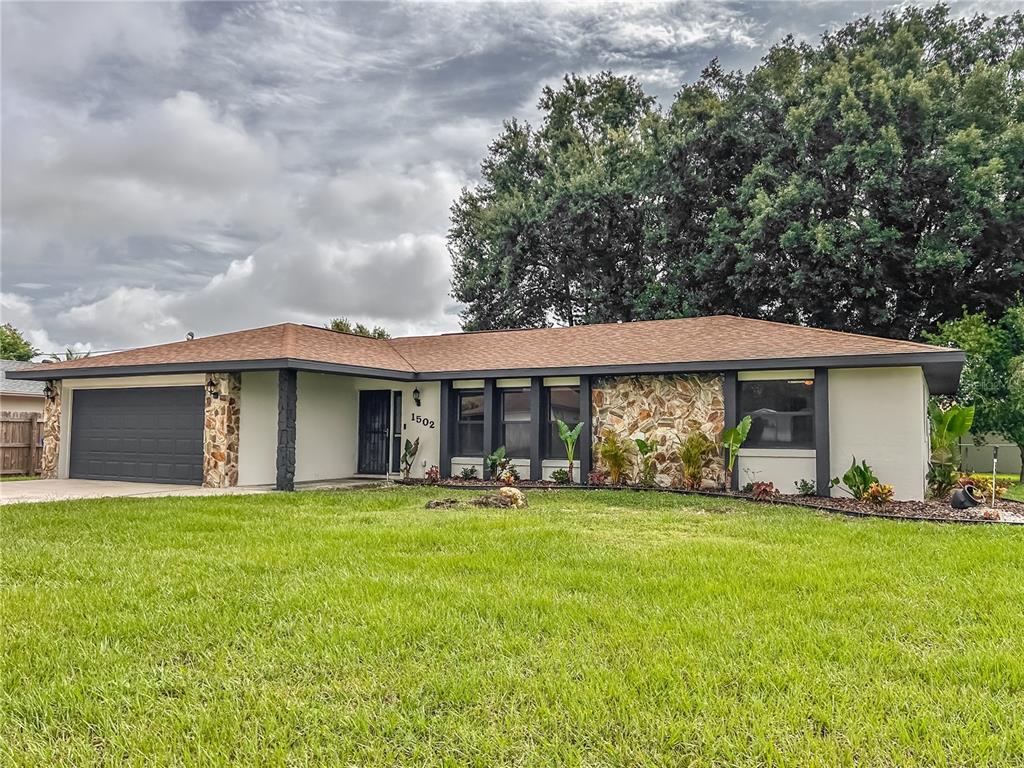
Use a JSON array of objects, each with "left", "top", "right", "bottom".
[{"left": 18, "top": 315, "right": 955, "bottom": 378}]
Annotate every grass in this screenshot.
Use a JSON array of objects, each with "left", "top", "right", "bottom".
[
  {"left": 0, "top": 475, "right": 39, "bottom": 482},
  {"left": 2, "top": 488, "right": 1022, "bottom": 767}
]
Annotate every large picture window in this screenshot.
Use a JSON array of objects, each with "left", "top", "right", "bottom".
[
  {"left": 501, "top": 388, "right": 531, "bottom": 458},
  {"left": 738, "top": 379, "right": 814, "bottom": 449},
  {"left": 456, "top": 390, "right": 484, "bottom": 456},
  {"left": 545, "top": 386, "right": 581, "bottom": 458}
]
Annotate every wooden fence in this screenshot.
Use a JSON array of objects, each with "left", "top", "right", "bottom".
[{"left": 1, "top": 411, "right": 44, "bottom": 476}]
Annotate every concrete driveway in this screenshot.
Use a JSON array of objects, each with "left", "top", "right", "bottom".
[{"left": 0, "top": 479, "right": 271, "bottom": 505}]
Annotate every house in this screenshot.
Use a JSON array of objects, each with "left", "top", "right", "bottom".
[
  {"left": 1, "top": 360, "right": 46, "bottom": 413},
  {"left": 7, "top": 316, "right": 964, "bottom": 500}
]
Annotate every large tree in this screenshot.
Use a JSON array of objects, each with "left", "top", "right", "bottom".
[
  {"left": 450, "top": 72, "right": 660, "bottom": 329},
  {"left": 927, "top": 298, "right": 1024, "bottom": 482},
  {"left": 450, "top": 6, "right": 1024, "bottom": 339}
]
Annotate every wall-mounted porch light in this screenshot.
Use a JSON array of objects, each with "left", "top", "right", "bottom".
[
  {"left": 413, "top": 387, "right": 421, "bottom": 407},
  {"left": 206, "top": 378, "right": 220, "bottom": 400},
  {"left": 43, "top": 382, "right": 57, "bottom": 401}
]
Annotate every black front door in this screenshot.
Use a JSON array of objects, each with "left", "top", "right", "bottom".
[{"left": 357, "top": 390, "right": 391, "bottom": 474}]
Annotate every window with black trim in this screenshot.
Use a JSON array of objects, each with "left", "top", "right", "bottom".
[
  {"left": 738, "top": 379, "right": 814, "bottom": 449},
  {"left": 545, "top": 386, "right": 581, "bottom": 458},
  {"left": 456, "top": 390, "right": 484, "bottom": 456},
  {"left": 501, "top": 388, "right": 531, "bottom": 458}
]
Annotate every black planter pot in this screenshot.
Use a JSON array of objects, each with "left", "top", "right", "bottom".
[{"left": 951, "top": 485, "right": 984, "bottom": 509}]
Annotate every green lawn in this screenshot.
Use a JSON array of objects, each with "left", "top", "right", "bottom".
[{"left": 2, "top": 488, "right": 1022, "bottom": 767}]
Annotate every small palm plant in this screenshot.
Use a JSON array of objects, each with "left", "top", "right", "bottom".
[
  {"left": 555, "top": 419, "right": 584, "bottom": 483},
  {"left": 720, "top": 415, "right": 752, "bottom": 491},
  {"left": 678, "top": 431, "right": 717, "bottom": 490},
  {"left": 598, "top": 429, "right": 632, "bottom": 486},
  {"left": 634, "top": 437, "right": 657, "bottom": 486}
]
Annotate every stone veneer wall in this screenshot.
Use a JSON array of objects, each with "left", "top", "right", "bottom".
[
  {"left": 40, "top": 381, "right": 62, "bottom": 479},
  {"left": 203, "top": 373, "right": 241, "bottom": 488},
  {"left": 592, "top": 374, "right": 725, "bottom": 488}
]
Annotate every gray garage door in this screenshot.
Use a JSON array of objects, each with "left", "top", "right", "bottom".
[{"left": 69, "top": 387, "right": 204, "bottom": 485}]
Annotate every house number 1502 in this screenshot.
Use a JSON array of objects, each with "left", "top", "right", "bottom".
[{"left": 412, "top": 414, "right": 435, "bottom": 429}]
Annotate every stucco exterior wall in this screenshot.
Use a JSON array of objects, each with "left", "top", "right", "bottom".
[
  {"left": 829, "top": 366, "right": 928, "bottom": 501},
  {"left": 238, "top": 372, "right": 278, "bottom": 486},
  {"left": 736, "top": 449, "right": 816, "bottom": 492},
  {"left": 0, "top": 394, "right": 44, "bottom": 413},
  {"left": 294, "top": 373, "right": 440, "bottom": 482}
]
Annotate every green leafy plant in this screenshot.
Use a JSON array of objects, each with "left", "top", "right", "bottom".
[
  {"left": 549, "top": 468, "right": 570, "bottom": 485},
  {"left": 556, "top": 419, "right": 584, "bottom": 483},
  {"left": 720, "top": 415, "right": 752, "bottom": 489},
  {"left": 487, "top": 446, "right": 508, "bottom": 480},
  {"left": 459, "top": 465, "right": 479, "bottom": 481},
  {"left": 400, "top": 437, "right": 420, "bottom": 480},
  {"left": 927, "top": 402, "right": 975, "bottom": 498},
  {"left": 793, "top": 478, "right": 816, "bottom": 496},
  {"left": 831, "top": 457, "right": 880, "bottom": 501},
  {"left": 598, "top": 430, "right": 632, "bottom": 486},
  {"left": 634, "top": 437, "right": 657, "bottom": 486},
  {"left": 677, "top": 431, "right": 717, "bottom": 490}
]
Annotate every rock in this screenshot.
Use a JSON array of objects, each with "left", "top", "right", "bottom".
[{"left": 498, "top": 487, "right": 528, "bottom": 508}]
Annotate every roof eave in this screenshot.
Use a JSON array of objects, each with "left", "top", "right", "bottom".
[{"left": 6, "top": 350, "right": 965, "bottom": 393}]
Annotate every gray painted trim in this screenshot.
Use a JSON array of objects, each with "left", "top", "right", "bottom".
[
  {"left": 724, "top": 371, "right": 739, "bottom": 492},
  {"left": 275, "top": 369, "right": 297, "bottom": 491},
  {"left": 439, "top": 380, "right": 453, "bottom": 478},
  {"left": 8, "top": 351, "right": 964, "bottom": 394},
  {"left": 814, "top": 368, "right": 831, "bottom": 497},
  {"left": 579, "top": 375, "right": 592, "bottom": 485},
  {"left": 530, "top": 377, "right": 543, "bottom": 481},
  {"left": 483, "top": 379, "right": 497, "bottom": 478}
]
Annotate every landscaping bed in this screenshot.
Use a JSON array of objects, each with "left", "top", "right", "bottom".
[{"left": 398, "top": 479, "right": 1024, "bottom": 523}]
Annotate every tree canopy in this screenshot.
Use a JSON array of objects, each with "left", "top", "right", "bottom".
[
  {"left": 327, "top": 317, "right": 391, "bottom": 339},
  {"left": 449, "top": 5, "right": 1024, "bottom": 339},
  {"left": 1, "top": 323, "right": 36, "bottom": 361}
]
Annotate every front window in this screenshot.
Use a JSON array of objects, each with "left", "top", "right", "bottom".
[
  {"left": 738, "top": 379, "right": 814, "bottom": 449},
  {"left": 501, "top": 388, "right": 531, "bottom": 458},
  {"left": 456, "top": 390, "right": 484, "bottom": 455},
  {"left": 545, "top": 386, "right": 581, "bottom": 458}
]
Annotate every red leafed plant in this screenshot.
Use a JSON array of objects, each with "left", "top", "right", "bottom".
[
  {"left": 587, "top": 469, "right": 608, "bottom": 486},
  {"left": 750, "top": 481, "right": 777, "bottom": 501},
  {"left": 424, "top": 465, "right": 441, "bottom": 484}
]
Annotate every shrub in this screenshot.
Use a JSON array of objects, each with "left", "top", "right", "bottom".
[
  {"left": 424, "top": 466, "right": 441, "bottom": 485},
  {"left": 793, "top": 478, "right": 816, "bottom": 496},
  {"left": 720, "top": 415, "right": 752, "bottom": 489},
  {"left": 550, "top": 468, "right": 571, "bottom": 484},
  {"left": 750, "top": 481, "right": 777, "bottom": 501},
  {"left": 598, "top": 430, "right": 632, "bottom": 486},
  {"left": 499, "top": 465, "right": 521, "bottom": 486},
  {"left": 678, "top": 431, "right": 717, "bottom": 489},
  {"left": 634, "top": 437, "right": 657, "bottom": 487},
  {"left": 555, "top": 420, "right": 584, "bottom": 484},
  {"left": 459, "top": 466, "right": 479, "bottom": 481},
  {"left": 927, "top": 402, "right": 974, "bottom": 499},
  {"left": 961, "top": 473, "right": 1009, "bottom": 500},
  {"left": 587, "top": 469, "right": 608, "bottom": 486},
  {"left": 863, "top": 482, "right": 894, "bottom": 504},
  {"left": 831, "top": 457, "right": 879, "bottom": 500}
]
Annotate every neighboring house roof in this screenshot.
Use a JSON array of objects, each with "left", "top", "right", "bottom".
[
  {"left": 8, "top": 316, "right": 965, "bottom": 392},
  {"left": 0, "top": 360, "right": 46, "bottom": 396}
]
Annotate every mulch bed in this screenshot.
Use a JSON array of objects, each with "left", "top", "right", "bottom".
[{"left": 396, "top": 479, "right": 1024, "bottom": 524}]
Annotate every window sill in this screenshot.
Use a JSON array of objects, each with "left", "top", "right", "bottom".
[{"left": 738, "top": 448, "right": 815, "bottom": 459}]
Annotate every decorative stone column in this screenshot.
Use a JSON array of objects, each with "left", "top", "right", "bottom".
[
  {"left": 203, "top": 373, "right": 241, "bottom": 488},
  {"left": 592, "top": 374, "right": 725, "bottom": 488},
  {"left": 40, "top": 381, "right": 62, "bottom": 479}
]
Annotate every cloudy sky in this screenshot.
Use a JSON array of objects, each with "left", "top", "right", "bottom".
[{"left": 0, "top": 0, "right": 1010, "bottom": 355}]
